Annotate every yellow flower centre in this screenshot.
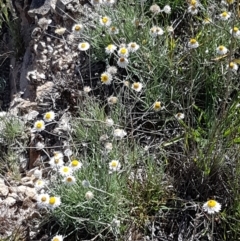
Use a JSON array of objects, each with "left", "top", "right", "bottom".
[
  {"left": 154, "top": 102, "right": 161, "bottom": 109},
  {"left": 119, "top": 57, "right": 125, "bottom": 62},
  {"left": 75, "top": 25, "right": 81, "bottom": 31},
  {"left": 207, "top": 200, "right": 217, "bottom": 208},
  {"left": 101, "top": 74, "right": 109, "bottom": 82},
  {"left": 41, "top": 196, "right": 47, "bottom": 202},
  {"left": 229, "top": 62, "right": 234, "bottom": 68},
  {"left": 45, "top": 112, "right": 51, "bottom": 119},
  {"left": 63, "top": 167, "right": 69, "bottom": 173},
  {"left": 67, "top": 177, "right": 73, "bottom": 182},
  {"left": 177, "top": 113, "right": 182, "bottom": 118},
  {"left": 233, "top": 27, "right": 239, "bottom": 32},
  {"left": 102, "top": 17, "right": 108, "bottom": 24},
  {"left": 190, "top": 38, "right": 197, "bottom": 44},
  {"left": 107, "top": 44, "right": 113, "bottom": 50},
  {"left": 222, "top": 12, "right": 228, "bottom": 17},
  {"left": 131, "top": 43, "right": 136, "bottom": 48},
  {"left": 71, "top": 160, "right": 79, "bottom": 166},
  {"left": 219, "top": 46, "right": 224, "bottom": 51},
  {"left": 36, "top": 122, "right": 42, "bottom": 129},
  {"left": 49, "top": 197, "right": 56, "bottom": 205},
  {"left": 111, "top": 161, "right": 118, "bottom": 167},
  {"left": 111, "top": 26, "right": 116, "bottom": 31},
  {"left": 133, "top": 83, "right": 139, "bottom": 89},
  {"left": 190, "top": 0, "right": 197, "bottom": 5},
  {"left": 81, "top": 43, "right": 86, "bottom": 48},
  {"left": 54, "top": 159, "right": 59, "bottom": 164},
  {"left": 37, "top": 180, "right": 43, "bottom": 185},
  {"left": 120, "top": 48, "right": 127, "bottom": 55},
  {"left": 204, "top": 18, "right": 210, "bottom": 23},
  {"left": 53, "top": 238, "right": 60, "bottom": 241}
]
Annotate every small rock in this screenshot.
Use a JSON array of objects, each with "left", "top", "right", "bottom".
[
  {"left": 4, "top": 196, "right": 17, "bottom": 206},
  {"left": 8, "top": 192, "right": 20, "bottom": 201},
  {"left": 9, "top": 186, "right": 37, "bottom": 200},
  {"left": 56, "top": 0, "right": 73, "bottom": 12},
  {"left": 0, "top": 184, "right": 9, "bottom": 196},
  {"left": 28, "top": 0, "right": 57, "bottom": 17},
  {"left": 0, "top": 178, "right": 5, "bottom": 184}
]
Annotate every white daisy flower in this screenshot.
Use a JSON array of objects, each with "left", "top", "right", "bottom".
[
  {"left": 105, "top": 44, "right": 117, "bottom": 54},
  {"left": 48, "top": 196, "right": 61, "bottom": 210},
  {"left": 153, "top": 101, "right": 162, "bottom": 111},
  {"left": 108, "top": 26, "right": 119, "bottom": 35},
  {"left": 104, "top": 0, "right": 115, "bottom": 5},
  {"left": 228, "top": 62, "right": 238, "bottom": 72},
  {"left": 188, "top": 5, "right": 198, "bottom": 15},
  {"left": 72, "top": 23, "right": 84, "bottom": 35},
  {"left": 109, "top": 160, "right": 121, "bottom": 172},
  {"left": 69, "top": 159, "right": 82, "bottom": 170},
  {"left": 118, "top": 47, "right": 129, "bottom": 57},
  {"left": 33, "top": 169, "right": 42, "bottom": 179},
  {"left": 99, "top": 134, "right": 109, "bottom": 142},
  {"left": 188, "top": 38, "right": 199, "bottom": 49},
  {"left": 216, "top": 45, "right": 228, "bottom": 55},
  {"left": 150, "top": 4, "right": 161, "bottom": 14},
  {"left": 33, "top": 120, "right": 45, "bottom": 132},
  {"left": 113, "top": 128, "right": 127, "bottom": 139},
  {"left": 100, "top": 16, "right": 111, "bottom": 26},
  {"left": 49, "top": 157, "right": 64, "bottom": 169},
  {"left": 128, "top": 42, "right": 140, "bottom": 52},
  {"left": 219, "top": 11, "right": 231, "bottom": 20},
  {"left": 35, "top": 179, "right": 45, "bottom": 190},
  {"left": 230, "top": 27, "right": 240, "bottom": 38},
  {"left": 78, "top": 42, "right": 90, "bottom": 51},
  {"left": 131, "top": 82, "right": 143, "bottom": 92},
  {"left": 203, "top": 17, "right": 212, "bottom": 25},
  {"left": 35, "top": 142, "right": 45, "bottom": 150},
  {"left": 83, "top": 86, "right": 92, "bottom": 93},
  {"left": 37, "top": 193, "right": 50, "bottom": 208},
  {"left": 155, "top": 26, "right": 164, "bottom": 36},
  {"left": 105, "top": 142, "right": 113, "bottom": 151},
  {"left": 51, "top": 235, "right": 63, "bottom": 241},
  {"left": 59, "top": 166, "right": 73, "bottom": 176},
  {"left": 63, "top": 175, "right": 76, "bottom": 185},
  {"left": 163, "top": 5, "right": 171, "bottom": 14},
  {"left": 101, "top": 72, "right": 113, "bottom": 85},
  {"left": 53, "top": 151, "right": 64, "bottom": 160},
  {"left": 55, "top": 28, "right": 66, "bottom": 35},
  {"left": 189, "top": 0, "right": 199, "bottom": 6},
  {"left": 107, "top": 96, "right": 118, "bottom": 105},
  {"left": 203, "top": 199, "right": 221, "bottom": 214},
  {"left": 117, "top": 57, "right": 129, "bottom": 68},
  {"left": 175, "top": 113, "right": 185, "bottom": 120},
  {"left": 85, "top": 191, "right": 94, "bottom": 200},
  {"left": 167, "top": 26, "right": 174, "bottom": 33},
  {"left": 150, "top": 26, "right": 164, "bottom": 37},
  {"left": 43, "top": 111, "right": 55, "bottom": 122},
  {"left": 105, "top": 117, "right": 114, "bottom": 127},
  {"left": 107, "top": 66, "right": 117, "bottom": 75},
  {"left": 64, "top": 149, "right": 73, "bottom": 157}
]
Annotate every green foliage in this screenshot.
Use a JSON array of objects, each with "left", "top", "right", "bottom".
[{"left": 0, "top": 0, "right": 10, "bottom": 30}]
